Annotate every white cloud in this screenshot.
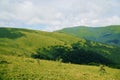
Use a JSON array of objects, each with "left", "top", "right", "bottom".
[{"left": 0, "top": 0, "right": 120, "bottom": 31}]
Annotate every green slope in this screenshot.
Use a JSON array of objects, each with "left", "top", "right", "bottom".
[
  {"left": 57, "top": 25, "right": 120, "bottom": 46},
  {"left": 0, "top": 54, "right": 120, "bottom": 80},
  {"left": 0, "top": 27, "right": 120, "bottom": 80},
  {"left": 0, "top": 27, "right": 81, "bottom": 57},
  {"left": 0, "top": 27, "right": 120, "bottom": 65}
]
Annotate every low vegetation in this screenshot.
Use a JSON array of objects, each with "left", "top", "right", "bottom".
[
  {"left": 0, "top": 54, "right": 120, "bottom": 80},
  {"left": 0, "top": 27, "right": 120, "bottom": 80}
]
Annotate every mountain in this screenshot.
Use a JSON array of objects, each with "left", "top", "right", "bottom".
[
  {"left": 0, "top": 27, "right": 120, "bottom": 65},
  {"left": 0, "top": 27, "right": 120, "bottom": 79},
  {"left": 57, "top": 25, "right": 120, "bottom": 46}
]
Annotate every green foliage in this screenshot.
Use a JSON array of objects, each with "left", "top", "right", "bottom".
[{"left": 33, "top": 42, "right": 117, "bottom": 67}]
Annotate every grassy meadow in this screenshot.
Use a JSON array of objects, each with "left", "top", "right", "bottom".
[{"left": 0, "top": 54, "right": 120, "bottom": 80}]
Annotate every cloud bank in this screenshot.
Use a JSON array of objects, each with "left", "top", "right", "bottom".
[{"left": 0, "top": 0, "right": 120, "bottom": 31}]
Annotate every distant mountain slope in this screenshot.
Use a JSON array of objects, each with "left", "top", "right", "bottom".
[
  {"left": 57, "top": 25, "right": 120, "bottom": 46},
  {"left": 0, "top": 27, "right": 120, "bottom": 65}
]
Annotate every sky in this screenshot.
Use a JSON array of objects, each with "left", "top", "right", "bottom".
[{"left": 0, "top": 0, "right": 120, "bottom": 31}]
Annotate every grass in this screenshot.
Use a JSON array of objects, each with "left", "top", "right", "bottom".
[
  {"left": 0, "top": 54, "right": 120, "bottom": 80},
  {"left": 0, "top": 27, "right": 120, "bottom": 64},
  {"left": 0, "top": 27, "right": 120, "bottom": 80},
  {"left": 0, "top": 28, "right": 81, "bottom": 57}
]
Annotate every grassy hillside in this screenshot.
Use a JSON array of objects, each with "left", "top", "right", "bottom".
[
  {"left": 0, "top": 54, "right": 120, "bottom": 80},
  {"left": 0, "top": 27, "right": 120, "bottom": 65},
  {"left": 57, "top": 25, "right": 120, "bottom": 46},
  {"left": 0, "top": 27, "right": 120, "bottom": 80},
  {"left": 0, "top": 27, "right": 81, "bottom": 57}
]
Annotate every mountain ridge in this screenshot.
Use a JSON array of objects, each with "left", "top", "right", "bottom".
[
  {"left": 57, "top": 25, "right": 120, "bottom": 46},
  {"left": 0, "top": 27, "right": 120, "bottom": 66}
]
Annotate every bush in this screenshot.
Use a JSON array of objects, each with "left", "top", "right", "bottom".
[{"left": 32, "top": 42, "right": 115, "bottom": 66}]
